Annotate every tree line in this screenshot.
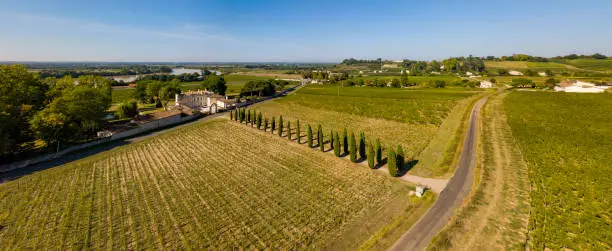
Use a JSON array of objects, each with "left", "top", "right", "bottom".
[
  {"left": 229, "top": 108, "right": 408, "bottom": 177},
  {"left": 239, "top": 79, "right": 289, "bottom": 97},
  {"left": 0, "top": 65, "right": 114, "bottom": 156}
]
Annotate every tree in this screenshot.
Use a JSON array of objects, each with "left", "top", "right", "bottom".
[
  {"left": 359, "top": 132, "right": 366, "bottom": 159},
  {"left": 545, "top": 78, "right": 559, "bottom": 86},
  {"left": 256, "top": 112, "right": 262, "bottom": 129},
  {"left": 391, "top": 78, "right": 401, "bottom": 88},
  {"left": 117, "top": 100, "right": 138, "bottom": 119},
  {"left": 396, "top": 145, "right": 405, "bottom": 170},
  {"left": 388, "top": 149, "right": 398, "bottom": 177},
  {"left": 271, "top": 116, "right": 276, "bottom": 133},
  {"left": 296, "top": 120, "right": 301, "bottom": 143},
  {"left": 349, "top": 133, "right": 357, "bottom": 162},
  {"left": 375, "top": 138, "right": 382, "bottom": 166},
  {"left": 246, "top": 109, "right": 251, "bottom": 124},
  {"left": 158, "top": 80, "right": 181, "bottom": 110},
  {"left": 230, "top": 109, "right": 234, "bottom": 120},
  {"left": 400, "top": 69, "right": 408, "bottom": 87},
  {"left": 201, "top": 76, "right": 227, "bottom": 95},
  {"left": 240, "top": 109, "right": 245, "bottom": 123},
  {"left": 287, "top": 121, "right": 291, "bottom": 140},
  {"left": 511, "top": 78, "right": 535, "bottom": 88},
  {"left": 367, "top": 143, "right": 375, "bottom": 169},
  {"left": 307, "top": 125, "right": 313, "bottom": 148},
  {"left": 278, "top": 115, "right": 283, "bottom": 136},
  {"left": 31, "top": 85, "right": 111, "bottom": 145},
  {"left": 264, "top": 118, "right": 269, "bottom": 131},
  {"left": 342, "top": 128, "right": 348, "bottom": 155},
  {"left": 333, "top": 133, "right": 341, "bottom": 157},
  {"left": 0, "top": 65, "right": 47, "bottom": 153},
  {"left": 318, "top": 124, "right": 324, "bottom": 151}
]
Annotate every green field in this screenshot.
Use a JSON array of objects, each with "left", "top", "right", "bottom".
[
  {"left": 560, "top": 58, "right": 612, "bottom": 72},
  {"left": 485, "top": 60, "right": 570, "bottom": 71},
  {"left": 252, "top": 85, "right": 484, "bottom": 177},
  {"left": 505, "top": 92, "right": 611, "bottom": 250},
  {"left": 0, "top": 119, "right": 433, "bottom": 249},
  {"left": 111, "top": 88, "right": 135, "bottom": 104}
]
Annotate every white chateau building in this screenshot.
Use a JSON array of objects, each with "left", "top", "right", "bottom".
[{"left": 175, "top": 90, "right": 237, "bottom": 114}]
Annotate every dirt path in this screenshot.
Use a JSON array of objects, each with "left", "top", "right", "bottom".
[{"left": 388, "top": 96, "right": 488, "bottom": 251}]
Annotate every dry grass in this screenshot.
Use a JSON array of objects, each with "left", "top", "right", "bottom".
[
  {"left": 0, "top": 118, "right": 432, "bottom": 249},
  {"left": 427, "top": 91, "right": 530, "bottom": 250}
]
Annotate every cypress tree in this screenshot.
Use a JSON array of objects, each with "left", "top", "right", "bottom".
[
  {"left": 318, "top": 124, "right": 324, "bottom": 151},
  {"left": 257, "top": 112, "right": 262, "bottom": 129},
  {"left": 342, "top": 128, "right": 348, "bottom": 155},
  {"left": 329, "top": 129, "right": 334, "bottom": 149},
  {"left": 307, "top": 125, "right": 313, "bottom": 148},
  {"left": 287, "top": 121, "right": 291, "bottom": 140},
  {"left": 388, "top": 149, "right": 398, "bottom": 177},
  {"left": 296, "top": 120, "right": 301, "bottom": 144},
  {"left": 367, "top": 143, "right": 375, "bottom": 168},
  {"left": 240, "top": 109, "right": 245, "bottom": 123},
  {"left": 359, "top": 132, "right": 366, "bottom": 160},
  {"left": 235, "top": 109, "right": 239, "bottom": 121},
  {"left": 264, "top": 118, "right": 269, "bottom": 131},
  {"left": 349, "top": 133, "right": 357, "bottom": 162},
  {"left": 230, "top": 110, "right": 233, "bottom": 120},
  {"left": 333, "top": 132, "right": 341, "bottom": 157},
  {"left": 278, "top": 116, "right": 284, "bottom": 137},
  {"left": 396, "top": 145, "right": 404, "bottom": 170},
  {"left": 271, "top": 117, "right": 276, "bottom": 133},
  {"left": 375, "top": 138, "right": 382, "bottom": 166},
  {"left": 247, "top": 109, "right": 251, "bottom": 124}
]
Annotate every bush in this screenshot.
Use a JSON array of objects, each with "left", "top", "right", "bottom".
[
  {"left": 117, "top": 100, "right": 138, "bottom": 119},
  {"left": 342, "top": 128, "right": 348, "bottom": 155},
  {"left": 349, "top": 133, "right": 357, "bottom": 162},
  {"left": 367, "top": 143, "right": 375, "bottom": 169},
  {"left": 388, "top": 149, "right": 398, "bottom": 177},
  {"left": 375, "top": 139, "right": 382, "bottom": 165},
  {"left": 359, "top": 132, "right": 366, "bottom": 159},
  {"left": 334, "top": 132, "right": 341, "bottom": 157},
  {"left": 396, "top": 145, "right": 404, "bottom": 170},
  {"left": 307, "top": 125, "right": 313, "bottom": 148}
]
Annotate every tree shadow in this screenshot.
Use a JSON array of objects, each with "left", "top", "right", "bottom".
[
  {"left": 397, "top": 159, "right": 419, "bottom": 177},
  {"left": 373, "top": 157, "right": 388, "bottom": 169}
]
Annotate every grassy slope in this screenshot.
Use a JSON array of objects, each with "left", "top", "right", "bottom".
[
  {"left": 0, "top": 118, "right": 432, "bottom": 249},
  {"left": 505, "top": 92, "right": 611, "bottom": 250},
  {"left": 485, "top": 61, "right": 570, "bottom": 70},
  {"left": 251, "top": 86, "right": 482, "bottom": 177},
  {"left": 427, "top": 91, "right": 530, "bottom": 250},
  {"left": 560, "top": 58, "right": 612, "bottom": 72}
]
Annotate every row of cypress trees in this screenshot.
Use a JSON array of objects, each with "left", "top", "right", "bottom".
[{"left": 230, "top": 109, "right": 405, "bottom": 177}]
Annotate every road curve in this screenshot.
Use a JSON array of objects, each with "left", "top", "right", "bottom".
[{"left": 389, "top": 97, "right": 488, "bottom": 251}]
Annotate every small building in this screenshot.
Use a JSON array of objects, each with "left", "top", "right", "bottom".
[
  {"left": 509, "top": 70, "right": 523, "bottom": 76},
  {"left": 538, "top": 72, "right": 547, "bottom": 77},
  {"left": 554, "top": 80, "right": 607, "bottom": 93},
  {"left": 479, "top": 81, "right": 493, "bottom": 88}
]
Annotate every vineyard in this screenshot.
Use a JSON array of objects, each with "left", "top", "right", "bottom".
[
  {"left": 252, "top": 86, "right": 483, "bottom": 176},
  {"left": 505, "top": 92, "right": 611, "bottom": 250},
  {"left": 0, "top": 119, "right": 433, "bottom": 249}
]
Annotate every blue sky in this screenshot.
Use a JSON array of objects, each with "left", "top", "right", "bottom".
[{"left": 0, "top": 0, "right": 611, "bottom": 62}]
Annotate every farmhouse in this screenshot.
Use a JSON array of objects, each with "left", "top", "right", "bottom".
[
  {"left": 554, "top": 80, "right": 609, "bottom": 93},
  {"left": 175, "top": 89, "right": 237, "bottom": 113},
  {"left": 509, "top": 70, "right": 523, "bottom": 76},
  {"left": 479, "top": 81, "right": 493, "bottom": 88}
]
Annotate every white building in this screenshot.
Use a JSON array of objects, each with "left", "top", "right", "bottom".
[
  {"left": 554, "top": 81, "right": 608, "bottom": 93},
  {"left": 175, "top": 90, "right": 237, "bottom": 114},
  {"left": 509, "top": 70, "right": 523, "bottom": 76},
  {"left": 416, "top": 185, "right": 426, "bottom": 198},
  {"left": 538, "top": 72, "right": 547, "bottom": 77},
  {"left": 479, "top": 81, "right": 494, "bottom": 88}
]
